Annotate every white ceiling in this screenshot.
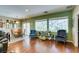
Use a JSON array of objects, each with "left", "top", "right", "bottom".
[{"left": 0, "top": 5, "right": 73, "bottom": 19}]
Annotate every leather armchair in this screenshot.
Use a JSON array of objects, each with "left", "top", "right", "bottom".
[
  {"left": 29, "top": 30, "right": 37, "bottom": 39},
  {"left": 55, "top": 30, "right": 67, "bottom": 43}
]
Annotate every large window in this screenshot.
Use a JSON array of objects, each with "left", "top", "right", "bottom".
[
  {"left": 35, "top": 17, "right": 68, "bottom": 32},
  {"left": 14, "top": 21, "right": 21, "bottom": 29},
  {"left": 6, "top": 23, "right": 13, "bottom": 29},
  {"left": 35, "top": 19, "right": 47, "bottom": 31},
  {"left": 49, "top": 17, "right": 68, "bottom": 32}
]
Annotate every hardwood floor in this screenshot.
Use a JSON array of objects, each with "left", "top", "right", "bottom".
[{"left": 8, "top": 38, "right": 78, "bottom": 53}]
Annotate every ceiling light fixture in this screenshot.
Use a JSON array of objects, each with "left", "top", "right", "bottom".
[{"left": 25, "top": 9, "right": 29, "bottom": 12}]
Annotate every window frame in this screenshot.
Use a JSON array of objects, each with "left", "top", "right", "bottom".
[{"left": 48, "top": 16, "right": 69, "bottom": 32}]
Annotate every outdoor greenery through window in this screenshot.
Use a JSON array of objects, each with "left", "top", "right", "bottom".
[
  {"left": 35, "top": 17, "right": 68, "bottom": 32},
  {"left": 49, "top": 17, "right": 68, "bottom": 32},
  {"left": 35, "top": 19, "right": 47, "bottom": 31}
]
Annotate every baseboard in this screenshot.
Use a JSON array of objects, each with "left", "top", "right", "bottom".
[
  {"left": 66, "top": 40, "right": 73, "bottom": 43},
  {"left": 66, "top": 40, "right": 78, "bottom": 47}
]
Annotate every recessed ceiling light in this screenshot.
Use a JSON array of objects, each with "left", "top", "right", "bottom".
[
  {"left": 44, "top": 11, "right": 48, "bottom": 13},
  {"left": 25, "top": 9, "right": 29, "bottom": 12}
]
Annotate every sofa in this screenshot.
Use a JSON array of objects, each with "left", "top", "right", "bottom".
[{"left": 0, "top": 31, "right": 9, "bottom": 53}]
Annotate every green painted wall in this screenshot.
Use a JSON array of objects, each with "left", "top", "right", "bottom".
[
  {"left": 30, "top": 20, "right": 35, "bottom": 30},
  {"left": 28, "top": 10, "right": 73, "bottom": 41}
]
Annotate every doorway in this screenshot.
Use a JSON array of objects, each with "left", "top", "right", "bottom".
[
  {"left": 23, "top": 22, "right": 30, "bottom": 48},
  {"left": 23, "top": 22, "right": 30, "bottom": 36}
]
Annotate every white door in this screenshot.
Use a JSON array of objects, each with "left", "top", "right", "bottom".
[
  {"left": 23, "top": 22, "right": 30, "bottom": 35},
  {"left": 23, "top": 22, "right": 30, "bottom": 48}
]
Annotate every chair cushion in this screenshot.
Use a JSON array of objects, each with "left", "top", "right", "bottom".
[
  {"left": 56, "top": 36, "right": 65, "bottom": 38},
  {"left": 56, "top": 36, "right": 66, "bottom": 42}
]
